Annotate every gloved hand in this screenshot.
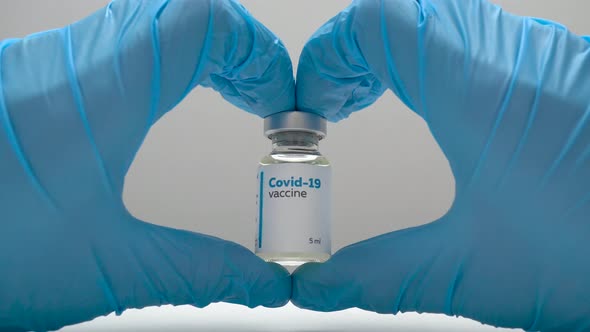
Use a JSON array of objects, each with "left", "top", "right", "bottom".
[
  {"left": 293, "top": 0, "right": 590, "bottom": 330},
  {"left": 0, "top": 0, "right": 294, "bottom": 331}
]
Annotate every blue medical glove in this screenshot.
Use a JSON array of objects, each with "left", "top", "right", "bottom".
[
  {"left": 0, "top": 0, "right": 294, "bottom": 330},
  {"left": 293, "top": 0, "right": 590, "bottom": 330}
]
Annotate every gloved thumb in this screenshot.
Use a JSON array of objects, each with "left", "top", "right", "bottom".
[
  {"left": 292, "top": 216, "right": 465, "bottom": 315},
  {"left": 88, "top": 216, "right": 291, "bottom": 317}
]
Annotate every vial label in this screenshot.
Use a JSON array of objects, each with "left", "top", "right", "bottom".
[{"left": 255, "top": 163, "right": 331, "bottom": 255}]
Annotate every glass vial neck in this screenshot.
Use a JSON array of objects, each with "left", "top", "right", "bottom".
[{"left": 270, "top": 131, "right": 320, "bottom": 154}]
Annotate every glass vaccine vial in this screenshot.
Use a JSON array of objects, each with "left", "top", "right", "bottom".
[{"left": 255, "top": 111, "right": 331, "bottom": 267}]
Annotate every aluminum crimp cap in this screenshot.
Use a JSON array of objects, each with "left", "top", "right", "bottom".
[{"left": 264, "top": 111, "right": 327, "bottom": 139}]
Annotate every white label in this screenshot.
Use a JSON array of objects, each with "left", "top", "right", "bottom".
[{"left": 255, "top": 163, "right": 331, "bottom": 255}]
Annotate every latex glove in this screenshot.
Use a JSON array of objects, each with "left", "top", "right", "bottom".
[
  {"left": 0, "top": 0, "right": 294, "bottom": 330},
  {"left": 293, "top": 0, "right": 590, "bottom": 330}
]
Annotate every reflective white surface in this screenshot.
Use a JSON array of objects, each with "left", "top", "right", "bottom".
[{"left": 59, "top": 303, "right": 520, "bottom": 332}]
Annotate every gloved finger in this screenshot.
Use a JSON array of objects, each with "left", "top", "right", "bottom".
[
  {"left": 4, "top": 0, "right": 294, "bottom": 118},
  {"left": 296, "top": 0, "right": 590, "bottom": 124},
  {"left": 127, "top": 220, "right": 291, "bottom": 309},
  {"left": 10, "top": 216, "right": 291, "bottom": 331},
  {"left": 1, "top": 0, "right": 294, "bottom": 191},
  {"left": 296, "top": 0, "right": 417, "bottom": 121},
  {"left": 86, "top": 218, "right": 291, "bottom": 323},
  {"left": 292, "top": 217, "right": 464, "bottom": 316}
]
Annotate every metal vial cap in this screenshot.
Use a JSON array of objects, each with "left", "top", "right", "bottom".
[{"left": 264, "top": 111, "right": 327, "bottom": 139}]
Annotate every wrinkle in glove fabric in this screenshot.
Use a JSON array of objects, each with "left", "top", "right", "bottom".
[
  {"left": 293, "top": 0, "right": 590, "bottom": 331},
  {"left": 0, "top": 0, "right": 294, "bottom": 331}
]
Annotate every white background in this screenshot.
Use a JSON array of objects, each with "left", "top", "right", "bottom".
[{"left": 1, "top": 1, "right": 588, "bottom": 331}]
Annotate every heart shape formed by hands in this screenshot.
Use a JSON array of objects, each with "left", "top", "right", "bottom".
[{"left": 1, "top": 0, "right": 589, "bottom": 331}]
